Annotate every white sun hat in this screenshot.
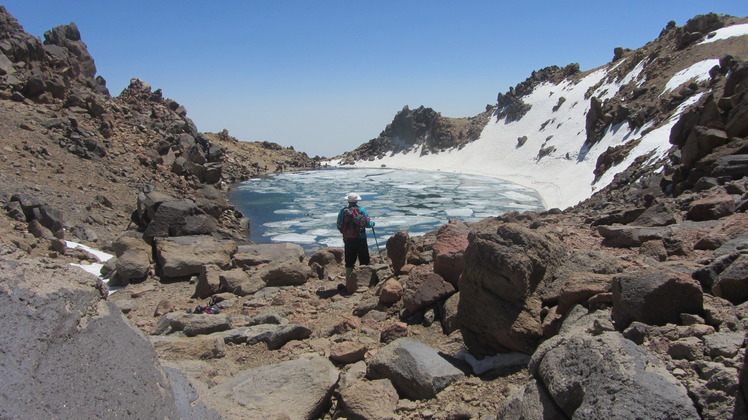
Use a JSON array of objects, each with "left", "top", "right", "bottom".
[{"left": 346, "top": 192, "right": 362, "bottom": 203}]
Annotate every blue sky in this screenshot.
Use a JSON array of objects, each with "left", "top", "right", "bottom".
[{"left": 3, "top": 1, "right": 747, "bottom": 157}]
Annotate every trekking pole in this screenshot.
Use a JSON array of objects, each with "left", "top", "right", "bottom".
[{"left": 371, "top": 225, "right": 380, "bottom": 253}]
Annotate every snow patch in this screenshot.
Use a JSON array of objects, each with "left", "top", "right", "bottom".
[
  {"left": 699, "top": 23, "right": 748, "bottom": 44},
  {"left": 661, "top": 59, "right": 719, "bottom": 95}
]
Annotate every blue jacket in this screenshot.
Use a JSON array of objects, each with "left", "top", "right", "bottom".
[{"left": 337, "top": 204, "right": 372, "bottom": 239}]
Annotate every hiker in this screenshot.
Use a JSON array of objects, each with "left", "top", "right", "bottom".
[{"left": 337, "top": 192, "right": 375, "bottom": 280}]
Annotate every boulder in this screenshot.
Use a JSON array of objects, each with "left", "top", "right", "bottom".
[
  {"left": 709, "top": 154, "right": 748, "bottom": 178},
  {"left": 346, "top": 265, "right": 378, "bottom": 294},
  {"left": 209, "top": 353, "right": 339, "bottom": 419},
  {"left": 143, "top": 200, "right": 217, "bottom": 239},
  {"left": 152, "top": 313, "right": 232, "bottom": 337},
  {"left": 459, "top": 221, "right": 566, "bottom": 355},
  {"left": 557, "top": 273, "right": 613, "bottom": 315},
  {"left": 154, "top": 236, "right": 237, "bottom": 279},
  {"left": 497, "top": 378, "right": 567, "bottom": 420},
  {"left": 114, "top": 249, "right": 151, "bottom": 284},
  {"left": 686, "top": 195, "right": 737, "bottom": 221},
  {"left": 136, "top": 190, "right": 176, "bottom": 226},
  {"left": 380, "top": 322, "right": 408, "bottom": 344},
  {"left": 528, "top": 331, "right": 699, "bottom": 419},
  {"left": 233, "top": 242, "right": 304, "bottom": 268},
  {"left": 441, "top": 292, "right": 460, "bottom": 335},
  {"left": 215, "top": 324, "right": 312, "bottom": 349},
  {"left": 703, "top": 332, "right": 745, "bottom": 358},
  {"left": 386, "top": 230, "right": 411, "bottom": 273},
  {"left": 668, "top": 337, "right": 704, "bottom": 361},
  {"left": 378, "top": 278, "right": 404, "bottom": 304},
  {"left": 193, "top": 264, "right": 222, "bottom": 299},
  {"left": 258, "top": 259, "right": 313, "bottom": 287},
  {"left": 337, "top": 379, "right": 399, "bottom": 420},
  {"left": 712, "top": 253, "right": 748, "bottom": 304},
  {"left": 402, "top": 267, "right": 455, "bottom": 314},
  {"left": 308, "top": 247, "right": 343, "bottom": 266},
  {"left": 432, "top": 219, "right": 470, "bottom": 287},
  {"left": 150, "top": 335, "right": 226, "bottom": 360},
  {"left": 330, "top": 341, "right": 368, "bottom": 364},
  {"left": 0, "top": 258, "right": 181, "bottom": 419},
  {"left": 633, "top": 203, "right": 678, "bottom": 226},
  {"left": 28, "top": 218, "right": 54, "bottom": 239},
  {"left": 31, "top": 204, "right": 64, "bottom": 234},
  {"left": 219, "top": 268, "right": 264, "bottom": 296},
  {"left": 366, "top": 338, "right": 465, "bottom": 400},
  {"left": 596, "top": 225, "right": 672, "bottom": 247},
  {"left": 612, "top": 268, "right": 703, "bottom": 330},
  {"left": 111, "top": 234, "right": 152, "bottom": 257}
]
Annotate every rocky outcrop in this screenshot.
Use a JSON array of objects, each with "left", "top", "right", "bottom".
[{"left": 339, "top": 106, "right": 491, "bottom": 162}]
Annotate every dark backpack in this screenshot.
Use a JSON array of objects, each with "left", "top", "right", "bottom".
[{"left": 341, "top": 207, "right": 369, "bottom": 239}]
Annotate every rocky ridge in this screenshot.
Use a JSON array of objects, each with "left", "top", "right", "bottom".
[{"left": 0, "top": 7, "right": 747, "bottom": 420}]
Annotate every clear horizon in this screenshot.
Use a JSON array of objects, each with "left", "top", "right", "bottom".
[{"left": 3, "top": 1, "right": 747, "bottom": 157}]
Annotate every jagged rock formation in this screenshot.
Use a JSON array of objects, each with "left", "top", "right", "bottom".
[{"left": 339, "top": 105, "right": 491, "bottom": 163}]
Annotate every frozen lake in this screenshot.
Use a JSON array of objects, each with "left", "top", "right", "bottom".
[{"left": 228, "top": 168, "right": 544, "bottom": 252}]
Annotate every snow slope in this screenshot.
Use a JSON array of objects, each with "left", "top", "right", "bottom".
[{"left": 334, "top": 22, "right": 748, "bottom": 210}]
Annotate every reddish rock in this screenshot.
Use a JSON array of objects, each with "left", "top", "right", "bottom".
[
  {"left": 432, "top": 219, "right": 471, "bottom": 287},
  {"left": 386, "top": 230, "right": 411, "bottom": 273},
  {"left": 378, "top": 278, "right": 404, "bottom": 304},
  {"left": 330, "top": 317, "right": 361, "bottom": 336},
  {"left": 153, "top": 299, "right": 176, "bottom": 317},
  {"left": 338, "top": 379, "right": 399, "bottom": 420},
  {"left": 557, "top": 272, "right": 613, "bottom": 315},
  {"left": 380, "top": 322, "right": 408, "bottom": 344},
  {"left": 329, "top": 341, "right": 368, "bottom": 364},
  {"left": 402, "top": 268, "right": 455, "bottom": 313}
]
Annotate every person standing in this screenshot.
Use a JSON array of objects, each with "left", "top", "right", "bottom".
[{"left": 336, "top": 192, "right": 374, "bottom": 280}]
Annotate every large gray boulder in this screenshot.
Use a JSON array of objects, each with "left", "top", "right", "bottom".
[
  {"left": 209, "top": 353, "right": 339, "bottom": 419},
  {"left": 458, "top": 221, "right": 566, "bottom": 355},
  {"left": 233, "top": 242, "right": 304, "bottom": 267},
  {"left": 155, "top": 236, "right": 237, "bottom": 279},
  {"left": 612, "top": 268, "right": 703, "bottom": 330},
  {"left": 0, "top": 258, "right": 181, "bottom": 419},
  {"left": 366, "top": 338, "right": 465, "bottom": 400},
  {"left": 528, "top": 331, "right": 700, "bottom": 419}
]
